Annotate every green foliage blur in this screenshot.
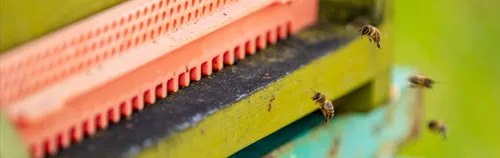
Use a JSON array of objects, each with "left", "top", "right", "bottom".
[{"left": 395, "top": 0, "right": 500, "bottom": 157}]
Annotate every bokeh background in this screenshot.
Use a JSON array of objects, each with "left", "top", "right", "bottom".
[
  {"left": 394, "top": 0, "right": 500, "bottom": 157},
  {"left": 1, "top": 0, "right": 499, "bottom": 157}
]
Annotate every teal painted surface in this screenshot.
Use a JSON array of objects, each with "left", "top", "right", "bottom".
[{"left": 231, "top": 67, "right": 418, "bottom": 158}]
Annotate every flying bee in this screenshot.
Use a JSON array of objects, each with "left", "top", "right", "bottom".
[
  {"left": 428, "top": 120, "right": 448, "bottom": 140},
  {"left": 311, "top": 90, "right": 335, "bottom": 123},
  {"left": 408, "top": 74, "right": 437, "bottom": 88},
  {"left": 357, "top": 25, "right": 382, "bottom": 49}
]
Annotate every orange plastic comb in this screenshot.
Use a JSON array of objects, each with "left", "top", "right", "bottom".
[{"left": 0, "top": 0, "right": 318, "bottom": 157}]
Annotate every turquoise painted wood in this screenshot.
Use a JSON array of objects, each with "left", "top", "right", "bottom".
[{"left": 231, "top": 67, "right": 419, "bottom": 158}]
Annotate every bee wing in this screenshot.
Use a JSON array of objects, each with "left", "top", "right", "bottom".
[
  {"left": 346, "top": 22, "right": 363, "bottom": 32},
  {"left": 408, "top": 74, "right": 415, "bottom": 80},
  {"left": 407, "top": 75, "right": 414, "bottom": 82},
  {"left": 347, "top": 19, "right": 369, "bottom": 33},
  {"left": 408, "top": 74, "right": 422, "bottom": 82},
  {"left": 442, "top": 125, "right": 449, "bottom": 133},
  {"left": 324, "top": 100, "right": 335, "bottom": 109},
  {"left": 319, "top": 107, "right": 327, "bottom": 117}
]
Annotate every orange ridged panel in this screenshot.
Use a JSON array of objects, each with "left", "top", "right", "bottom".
[
  {"left": 0, "top": 0, "right": 240, "bottom": 107},
  {"left": 7, "top": 0, "right": 294, "bottom": 125}
]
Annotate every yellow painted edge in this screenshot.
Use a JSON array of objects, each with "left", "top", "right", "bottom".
[{"left": 137, "top": 25, "right": 392, "bottom": 158}]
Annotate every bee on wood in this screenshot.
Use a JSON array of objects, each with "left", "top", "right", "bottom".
[
  {"left": 311, "top": 90, "right": 335, "bottom": 123},
  {"left": 428, "top": 120, "right": 448, "bottom": 140},
  {"left": 357, "top": 25, "right": 382, "bottom": 49},
  {"left": 408, "top": 74, "right": 436, "bottom": 88}
]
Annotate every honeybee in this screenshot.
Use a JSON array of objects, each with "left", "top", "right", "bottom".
[
  {"left": 311, "top": 90, "right": 335, "bottom": 123},
  {"left": 428, "top": 120, "right": 448, "bottom": 140},
  {"left": 357, "top": 25, "right": 382, "bottom": 48},
  {"left": 408, "top": 74, "right": 436, "bottom": 88}
]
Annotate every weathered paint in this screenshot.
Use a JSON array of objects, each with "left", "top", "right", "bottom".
[
  {"left": 136, "top": 22, "right": 392, "bottom": 158},
  {"left": 257, "top": 67, "right": 421, "bottom": 158}
]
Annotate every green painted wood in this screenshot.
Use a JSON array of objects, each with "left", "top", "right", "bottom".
[
  {"left": 0, "top": 111, "right": 29, "bottom": 158},
  {"left": 230, "top": 67, "right": 419, "bottom": 158},
  {"left": 0, "top": 0, "right": 126, "bottom": 53}
]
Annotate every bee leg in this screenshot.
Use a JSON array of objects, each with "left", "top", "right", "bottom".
[
  {"left": 314, "top": 101, "right": 321, "bottom": 106},
  {"left": 441, "top": 129, "right": 448, "bottom": 140},
  {"left": 441, "top": 133, "right": 448, "bottom": 140},
  {"left": 377, "top": 42, "right": 381, "bottom": 49}
]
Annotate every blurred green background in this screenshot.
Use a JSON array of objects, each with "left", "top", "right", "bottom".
[{"left": 395, "top": 0, "right": 500, "bottom": 157}]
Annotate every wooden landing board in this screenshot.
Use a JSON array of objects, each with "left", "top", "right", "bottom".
[{"left": 49, "top": 21, "right": 392, "bottom": 158}]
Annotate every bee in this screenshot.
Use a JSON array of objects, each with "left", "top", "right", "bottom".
[
  {"left": 357, "top": 25, "right": 382, "bottom": 49},
  {"left": 408, "top": 74, "right": 436, "bottom": 88},
  {"left": 311, "top": 90, "right": 335, "bottom": 123},
  {"left": 428, "top": 120, "right": 448, "bottom": 140}
]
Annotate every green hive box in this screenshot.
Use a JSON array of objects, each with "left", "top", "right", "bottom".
[{"left": 0, "top": 0, "right": 126, "bottom": 52}]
